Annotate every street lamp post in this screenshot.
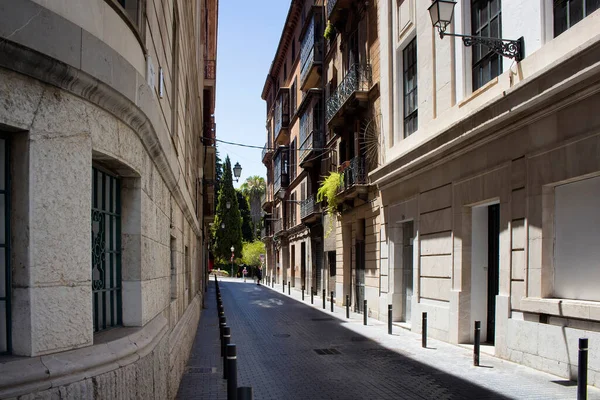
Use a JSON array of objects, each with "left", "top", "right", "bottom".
[{"left": 231, "top": 245, "right": 235, "bottom": 278}]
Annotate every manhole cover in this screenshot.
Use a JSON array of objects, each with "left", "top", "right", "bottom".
[
  {"left": 314, "top": 348, "right": 341, "bottom": 355},
  {"left": 311, "top": 317, "right": 334, "bottom": 321},
  {"left": 186, "top": 367, "right": 217, "bottom": 374},
  {"left": 273, "top": 333, "right": 291, "bottom": 338},
  {"left": 351, "top": 336, "right": 368, "bottom": 342}
]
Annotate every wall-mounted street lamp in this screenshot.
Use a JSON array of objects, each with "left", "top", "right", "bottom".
[
  {"left": 226, "top": 201, "right": 231, "bottom": 209},
  {"left": 221, "top": 222, "right": 225, "bottom": 229},
  {"left": 233, "top": 162, "right": 242, "bottom": 182},
  {"left": 428, "top": 0, "right": 524, "bottom": 62},
  {"left": 230, "top": 245, "right": 235, "bottom": 278}
]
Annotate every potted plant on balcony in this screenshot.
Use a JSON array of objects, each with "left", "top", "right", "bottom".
[
  {"left": 324, "top": 20, "right": 336, "bottom": 41},
  {"left": 317, "top": 171, "right": 342, "bottom": 236}
]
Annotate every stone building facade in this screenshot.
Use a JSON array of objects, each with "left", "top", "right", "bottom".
[
  {"left": 0, "top": 0, "right": 218, "bottom": 398},
  {"left": 261, "top": 0, "right": 384, "bottom": 318},
  {"left": 374, "top": 0, "right": 600, "bottom": 387}
]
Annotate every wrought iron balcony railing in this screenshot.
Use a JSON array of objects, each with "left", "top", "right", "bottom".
[
  {"left": 300, "top": 17, "right": 323, "bottom": 86},
  {"left": 326, "top": 64, "right": 372, "bottom": 123},
  {"left": 300, "top": 195, "right": 321, "bottom": 220},
  {"left": 204, "top": 59, "right": 216, "bottom": 80},
  {"left": 274, "top": 219, "right": 284, "bottom": 234},
  {"left": 339, "top": 156, "right": 367, "bottom": 192},
  {"left": 300, "top": 129, "right": 323, "bottom": 164}
]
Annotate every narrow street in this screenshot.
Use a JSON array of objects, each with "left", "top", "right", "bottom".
[{"left": 177, "top": 278, "right": 600, "bottom": 400}]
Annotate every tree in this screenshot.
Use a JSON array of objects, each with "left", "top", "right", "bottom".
[
  {"left": 240, "top": 176, "right": 266, "bottom": 239},
  {"left": 237, "top": 190, "right": 254, "bottom": 242},
  {"left": 241, "top": 240, "right": 265, "bottom": 267},
  {"left": 212, "top": 156, "right": 243, "bottom": 262},
  {"left": 214, "top": 149, "right": 223, "bottom": 195}
]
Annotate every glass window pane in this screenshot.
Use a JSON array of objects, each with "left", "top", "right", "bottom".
[
  {"left": 571, "top": 0, "right": 584, "bottom": 25},
  {"left": 0, "top": 194, "right": 5, "bottom": 245},
  {"left": 554, "top": 0, "right": 568, "bottom": 37},
  {"left": 0, "top": 139, "right": 5, "bottom": 191},
  {"left": 491, "top": 0, "right": 500, "bottom": 15},
  {"left": 588, "top": 0, "right": 600, "bottom": 14},
  {"left": 0, "top": 301, "right": 6, "bottom": 353},
  {"left": 0, "top": 248, "right": 5, "bottom": 298},
  {"left": 491, "top": 15, "right": 500, "bottom": 38},
  {"left": 480, "top": 3, "right": 489, "bottom": 28}
]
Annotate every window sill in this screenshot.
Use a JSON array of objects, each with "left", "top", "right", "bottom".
[
  {"left": 520, "top": 297, "right": 600, "bottom": 321},
  {"left": 458, "top": 77, "right": 499, "bottom": 108},
  {"left": 103, "top": 0, "right": 146, "bottom": 54}
]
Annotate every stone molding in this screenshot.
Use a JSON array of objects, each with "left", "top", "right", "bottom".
[
  {"left": 0, "top": 295, "right": 201, "bottom": 398},
  {"left": 0, "top": 39, "right": 201, "bottom": 237}
]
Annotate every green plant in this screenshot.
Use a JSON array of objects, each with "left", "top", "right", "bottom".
[
  {"left": 324, "top": 20, "right": 335, "bottom": 40},
  {"left": 241, "top": 240, "right": 266, "bottom": 267},
  {"left": 317, "top": 172, "right": 342, "bottom": 236}
]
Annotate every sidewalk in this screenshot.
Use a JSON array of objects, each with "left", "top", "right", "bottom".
[{"left": 263, "top": 279, "right": 600, "bottom": 400}]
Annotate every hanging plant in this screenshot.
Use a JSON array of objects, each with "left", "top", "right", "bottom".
[
  {"left": 324, "top": 20, "right": 335, "bottom": 41},
  {"left": 317, "top": 172, "right": 342, "bottom": 237}
]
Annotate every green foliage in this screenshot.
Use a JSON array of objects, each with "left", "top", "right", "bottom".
[
  {"left": 241, "top": 240, "right": 265, "bottom": 267},
  {"left": 212, "top": 156, "right": 243, "bottom": 261},
  {"left": 317, "top": 172, "right": 342, "bottom": 237},
  {"left": 240, "top": 176, "right": 266, "bottom": 239},
  {"left": 237, "top": 190, "right": 254, "bottom": 242},
  {"left": 324, "top": 20, "right": 335, "bottom": 40}
]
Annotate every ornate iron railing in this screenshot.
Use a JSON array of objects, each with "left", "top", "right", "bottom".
[
  {"left": 274, "top": 219, "right": 284, "bottom": 234},
  {"left": 339, "top": 156, "right": 367, "bottom": 192},
  {"left": 326, "top": 64, "right": 372, "bottom": 123},
  {"left": 204, "top": 59, "right": 216, "bottom": 80},
  {"left": 301, "top": 195, "right": 321, "bottom": 219},
  {"left": 327, "top": 0, "right": 337, "bottom": 20},
  {"left": 300, "top": 18, "right": 323, "bottom": 85}
]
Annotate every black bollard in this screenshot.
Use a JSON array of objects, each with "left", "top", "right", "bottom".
[
  {"left": 311, "top": 287, "right": 314, "bottom": 304},
  {"left": 388, "top": 305, "right": 393, "bottom": 335},
  {"left": 422, "top": 312, "right": 427, "bottom": 348},
  {"left": 219, "top": 316, "right": 227, "bottom": 354},
  {"left": 237, "top": 387, "right": 253, "bottom": 400},
  {"left": 302, "top": 286, "right": 305, "bottom": 301},
  {"left": 222, "top": 327, "right": 231, "bottom": 378},
  {"left": 363, "top": 300, "right": 367, "bottom": 325},
  {"left": 323, "top": 289, "right": 326, "bottom": 309},
  {"left": 282, "top": 280, "right": 285, "bottom": 293},
  {"left": 226, "top": 344, "right": 237, "bottom": 400},
  {"left": 474, "top": 321, "right": 481, "bottom": 366},
  {"left": 331, "top": 292, "right": 334, "bottom": 312},
  {"left": 346, "top": 295, "right": 349, "bottom": 318},
  {"left": 578, "top": 338, "right": 588, "bottom": 400},
  {"left": 288, "top": 281, "right": 291, "bottom": 295}
]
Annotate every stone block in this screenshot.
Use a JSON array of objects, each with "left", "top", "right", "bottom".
[
  {"left": 29, "top": 132, "right": 91, "bottom": 285},
  {"left": 141, "top": 277, "right": 170, "bottom": 326},
  {"left": 420, "top": 255, "right": 451, "bottom": 278},
  {"left": 114, "top": 362, "right": 138, "bottom": 399},
  {"left": 507, "top": 319, "right": 539, "bottom": 354},
  {"left": 511, "top": 219, "right": 526, "bottom": 250},
  {"left": 0, "top": 69, "right": 45, "bottom": 130},
  {"left": 32, "top": 284, "right": 93, "bottom": 355},
  {"left": 0, "top": 0, "right": 82, "bottom": 68},
  {"left": 420, "top": 232, "right": 452, "bottom": 256},
  {"left": 122, "top": 280, "right": 143, "bottom": 327},
  {"left": 30, "top": 89, "right": 89, "bottom": 137},
  {"left": 511, "top": 188, "right": 526, "bottom": 219},
  {"left": 117, "top": 121, "right": 144, "bottom": 176},
  {"left": 121, "top": 234, "right": 141, "bottom": 281},
  {"left": 58, "top": 378, "right": 93, "bottom": 400},
  {"left": 511, "top": 249, "right": 526, "bottom": 280},
  {"left": 92, "top": 370, "right": 117, "bottom": 400},
  {"left": 419, "top": 207, "right": 452, "bottom": 235},
  {"left": 419, "top": 184, "right": 452, "bottom": 214},
  {"left": 141, "top": 236, "right": 169, "bottom": 281},
  {"left": 511, "top": 157, "right": 526, "bottom": 189},
  {"left": 510, "top": 280, "right": 525, "bottom": 310},
  {"left": 420, "top": 277, "right": 451, "bottom": 301}
]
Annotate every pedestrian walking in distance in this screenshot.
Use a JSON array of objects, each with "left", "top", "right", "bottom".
[
  {"left": 256, "top": 265, "right": 263, "bottom": 285},
  {"left": 243, "top": 266, "right": 247, "bottom": 282}
]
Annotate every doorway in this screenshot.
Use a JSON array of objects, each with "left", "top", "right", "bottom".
[
  {"left": 471, "top": 203, "right": 500, "bottom": 344},
  {"left": 291, "top": 245, "right": 296, "bottom": 287},
  {"left": 401, "top": 221, "right": 414, "bottom": 323},
  {"left": 300, "top": 242, "right": 306, "bottom": 290}
]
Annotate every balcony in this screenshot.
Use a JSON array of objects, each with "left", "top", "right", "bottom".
[
  {"left": 203, "top": 181, "right": 215, "bottom": 224},
  {"left": 299, "top": 106, "right": 323, "bottom": 168},
  {"left": 300, "top": 195, "right": 322, "bottom": 224},
  {"left": 262, "top": 186, "right": 274, "bottom": 211},
  {"left": 204, "top": 59, "right": 216, "bottom": 81},
  {"left": 274, "top": 219, "right": 284, "bottom": 235},
  {"left": 300, "top": 9, "right": 323, "bottom": 90},
  {"left": 261, "top": 220, "right": 273, "bottom": 241},
  {"left": 274, "top": 88, "right": 291, "bottom": 144},
  {"left": 273, "top": 147, "right": 289, "bottom": 198},
  {"left": 338, "top": 156, "right": 368, "bottom": 201},
  {"left": 262, "top": 142, "right": 274, "bottom": 165},
  {"left": 326, "top": 0, "right": 351, "bottom": 26},
  {"left": 326, "top": 64, "right": 372, "bottom": 125}
]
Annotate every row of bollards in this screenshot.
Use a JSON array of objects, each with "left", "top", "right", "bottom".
[{"left": 214, "top": 275, "right": 253, "bottom": 400}]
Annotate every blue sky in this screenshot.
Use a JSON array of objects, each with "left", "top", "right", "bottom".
[{"left": 215, "top": 1, "right": 290, "bottom": 188}]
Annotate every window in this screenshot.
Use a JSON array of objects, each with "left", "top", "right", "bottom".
[
  {"left": 402, "top": 38, "right": 418, "bottom": 137},
  {"left": 471, "top": 0, "right": 502, "bottom": 91},
  {"left": 291, "top": 78, "right": 297, "bottom": 116},
  {"left": 292, "top": 39, "right": 296, "bottom": 64},
  {"left": 284, "top": 62, "right": 288, "bottom": 81},
  {"left": 290, "top": 139, "right": 297, "bottom": 182},
  {"left": 114, "top": 0, "right": 142, "bottom": 27},
  {"left": 170, "top": 237, "right": 177, "bottom": 300},
  {"left": 0, "top": 137, "right": 10, "bottom": 354},
  {"left": 91, "top": 167, "right": 122, "bottom": 332},
  {"left": 554, "top": 0, "right": 600, "bottom": 37}
]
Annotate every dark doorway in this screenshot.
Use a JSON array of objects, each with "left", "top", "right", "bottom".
[
  {"left": 291, "top": 245, "right": 296, "bottom": 287},
  {"left": 328, "top": 251, "right": 336, "bottom": 296},
  {"left": 301, "top": 242, "right": 306, "bottom": 290},
  {"left": 355, "top": 240, "right": 365, "bottom": 313},
  {"left": 486, "top": 204, "right": 500, "bottom": 344},
  {"left": 402, "top": 221, "right": 414, "bottom": 323}
]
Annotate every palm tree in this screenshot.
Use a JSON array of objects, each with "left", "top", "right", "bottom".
[{"left": 240, "top": 176, "right": 266, "bottom": 238}]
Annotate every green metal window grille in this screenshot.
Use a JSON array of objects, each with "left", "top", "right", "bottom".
[
  {"left": 403, "top": 38, "right": 418, "bottom": 138},
  {"left": 0, "top": 137, "right": 11, "bottom": 354},
  {"left": 92, "top": 167, "right": 122, "bottom": 332},
  {"left": 554, "top": 0, "right": 600, "bottom": 37},
  {"left": 472, "top": 0, "right": 503, "bottom": 91}
]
